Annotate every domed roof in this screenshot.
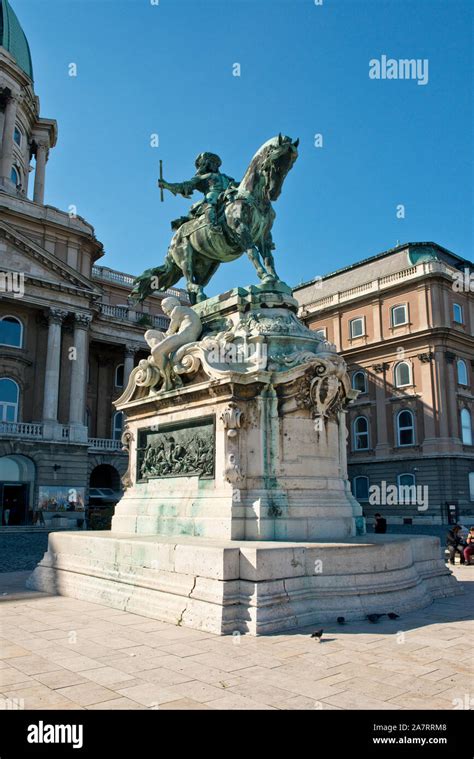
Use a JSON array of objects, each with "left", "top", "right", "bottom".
[{"left": 0, "top": 0, "right": 33, "bottom": 80}]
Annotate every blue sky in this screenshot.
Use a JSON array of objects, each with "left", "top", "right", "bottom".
[{"left": 15, "top": 0, "right": 473, "bottom": 294}]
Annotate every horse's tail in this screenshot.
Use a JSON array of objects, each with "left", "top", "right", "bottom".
[{"left": 131, "top": 254, "right": 181, "bottom": 303}]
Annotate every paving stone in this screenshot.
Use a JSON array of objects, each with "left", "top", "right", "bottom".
[
  {"left": 0, "top": 564, "right": 471, "bottom": 710},
  {"left": 115, "top": 682, "right": 182, "bottom": 707},
  {"left": 6, "top": 655, "right": 63, "bottom": 675},
  {"left": 56, "top": 683, "right": 124, "bottom": 706},
  {"left": 32, "top": 670, "right": 89, "bottom": 689},
  {"left": 159, "top": 698, "right": 213, "bottom": 710},
  {"left": 87, "top": 698, "right": 146, "bottom": 710}
]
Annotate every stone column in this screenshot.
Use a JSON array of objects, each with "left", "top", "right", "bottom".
[
  {"left": 433, "top": 348, "right": 450, "bottom": 449},
  {"left": 372, "top": 300, "right": 382, "bottom": 342},
  {"left": 69, "top": 313, "right": 92, "bottom": 427},
  {"left": 374, "top": 364, "right": 390, "bottom": 457},
  {"left": 124, "top": 344, "right": 137, "bottom": 386},
  {"left": 42, "top": 308, "right": 68, "bottom": 421},
  {"left": 419, "top": 354, "right": 437, "bottom": 452},
  {"left": 445, "top": 353, "right": 462, "bottom": 445},
  {"left": 33, "top": 142, "right": 48, "bottom": 204},
  {"left": 0, "top": 93, "right": 19, "bottom": 181}
]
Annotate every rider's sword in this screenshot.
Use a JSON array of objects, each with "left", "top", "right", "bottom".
[{"left": 159, "top": 160, "right": 164, "bottom": 202}]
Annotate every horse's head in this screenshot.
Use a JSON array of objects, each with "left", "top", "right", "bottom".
[{"left": 241, "top": 134, "right": 299, "bottom": 202}]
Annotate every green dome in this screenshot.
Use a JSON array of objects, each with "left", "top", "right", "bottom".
[{"left": 0, "top": 0, "right": 33, "bottom": 80}]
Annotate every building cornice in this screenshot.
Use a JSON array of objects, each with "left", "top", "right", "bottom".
[
  {"left": 0, "top": 193, "right": 103, "bottom": 248},
  {"left": 299, "top": 260, "right": 472, "bottom": 318},
  {"left": 0, "top": 219, "right": 102, "bottom": 297}
]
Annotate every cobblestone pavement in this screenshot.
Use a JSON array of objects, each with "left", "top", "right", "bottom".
[
  {"left": 0, "top": 567, "right": 472, "bottom": 711},
  {"left": 0, "top": 531, "right": 50, "bottom": 573}
]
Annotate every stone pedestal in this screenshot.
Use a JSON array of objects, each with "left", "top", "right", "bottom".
[
  {"left": 112, "top": 283, "right": 364, "bottom": 541},
  {"left": 28, "top": 284, "right": 460, "bottom": 633},
  {"left": 28, "top": 532, "right": 459, "bottom": 635}
]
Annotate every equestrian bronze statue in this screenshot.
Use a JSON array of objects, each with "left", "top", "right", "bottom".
[{"left": 132, "top": 134, "right": 299, "bottom": 304}]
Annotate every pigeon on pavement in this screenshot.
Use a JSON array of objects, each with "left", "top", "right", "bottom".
[{"left": 366, "top": 613, "right": 384, "bottom": 623}]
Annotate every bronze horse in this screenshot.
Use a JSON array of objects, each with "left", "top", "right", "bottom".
[{"left": 132, "top": 134, "right": 299, "bottom": 304}]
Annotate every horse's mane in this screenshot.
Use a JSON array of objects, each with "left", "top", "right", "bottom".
[{"left": 238, "top": 136, "right": 284, "bottom": 194}]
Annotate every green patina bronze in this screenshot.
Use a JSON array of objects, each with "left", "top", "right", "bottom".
[
  {"left": 137, "top": 418, "right": 214, "bottom": 481},
  {"left": 0, "top": 0, "right": 33, "bottom": 79},
  {"left": 132, "top": 134, "right": 299, "bottom": 304}
]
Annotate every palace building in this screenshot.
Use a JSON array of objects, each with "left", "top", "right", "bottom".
[
  {"left": 294, "top": 242, "right": 474, "bottom": 526},
  {"left": 0, "top": 0, "right": 187, "bottom": 526}
]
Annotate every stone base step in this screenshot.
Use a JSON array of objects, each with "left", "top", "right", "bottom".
[{"left": 27, "top": 532, "right": 461, "bottom": 635}]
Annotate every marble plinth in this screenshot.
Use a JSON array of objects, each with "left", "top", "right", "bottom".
[{"left": 27, "top": 532, "right": 460, "bottom": 635}]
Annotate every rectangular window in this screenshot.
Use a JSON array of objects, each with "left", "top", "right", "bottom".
[
  {"left": 453, "top": 304, "right": 464, "bottom": 324},
  {"left": 350, "top": 317, "right": 364, "bottom": 339},
  {"left": 391, "top": 304, "right": 408, "bottom": 326}
]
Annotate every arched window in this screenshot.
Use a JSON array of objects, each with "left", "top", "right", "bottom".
[
  {"left": 112, "top": 411, "right": 123, "bottom": 441},
  {"left": 453, "top": 304, "right": 464, "bottom": 324},
  {"left": 457, "top": 359, "right": 468, "bottom": 386},
  {"left": 394, "top": 361, "right": 411, "bottom": 388},
  {"left": 397, "top": 409, "right": 415, "bottom": 446},
  {"left": 10, "top": 165, "right": 20, "bottom": 187},
  {"left": 0, "top": 378, "right": 19, "bottom": 422},
  {"left": 353, "top": 475, "right": 369, "bottom": 501},
  {"left": 397, "top": 473, "right": 416, "bottom": 504},
  {"left": 0, "top": 316, "right": 23, "bottom": 347},
  {"left": 352, "top": 371, "right": 367, "bottom": 394},
  {"left": 461, "top": 408, "right": 472, "bottom": 446},
  {"left": 13, "top": 126, "right": 22, "bottom": 146},
  {"left": 114, "top": 364, "right": 124, "bottom": 388},
  {"left": 353, "top": 416, "right": 370, "bottom": 450}
]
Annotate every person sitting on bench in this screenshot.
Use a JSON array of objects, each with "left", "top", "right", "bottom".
[{"left": 446, "top": 524, "right": 466, "bottom": 565}]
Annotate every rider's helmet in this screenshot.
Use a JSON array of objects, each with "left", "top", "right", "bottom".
[{"left": 195, "top": 152, "right": 222, "bottom": 173}]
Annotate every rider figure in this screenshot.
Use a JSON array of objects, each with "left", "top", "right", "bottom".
[{"left": 158, "top": 152, "right": 237, "bottom": 234}]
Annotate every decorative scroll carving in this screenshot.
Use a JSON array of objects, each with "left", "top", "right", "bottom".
[
  {"left": 220, "top": 403, "right": 243, "bottom": 438},
  {"left": 121, "top": 426, "right": 134, "bottom": 489}
]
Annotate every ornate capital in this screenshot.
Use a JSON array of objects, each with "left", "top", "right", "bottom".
[
  {"left": 372, "top": 362, "right": 390, "bottom": 374},
  {"left": 73, "top": 312, "right": 92, "bottom": 329},
  {"left": 48, "top": 308, "right": 68, "bottom": 325},
  {"left": 418, "top": 352, "right": 433, "bottom": 363},
  {"left": 125, "top": 344, "right": 138, "bottom": 358}
]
